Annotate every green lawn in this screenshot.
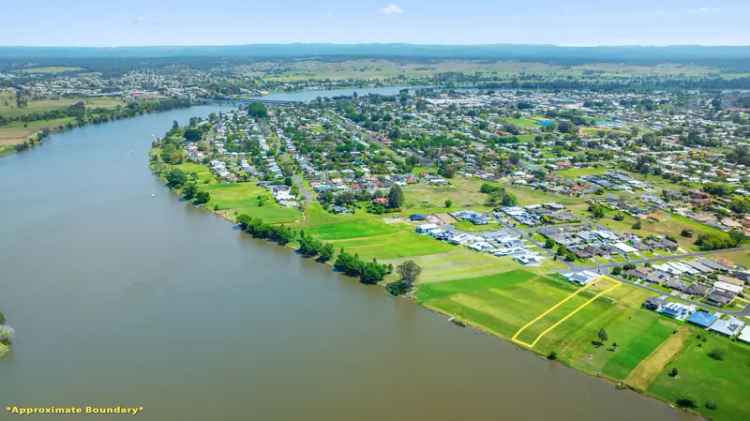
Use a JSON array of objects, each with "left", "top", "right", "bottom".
[
  {"left": 175, "top": 162, "right": 217, "bottom": 184},
  {"left": 647, "top": 331, "right": 750, "bottom": 421},
  {"left": 328, "top": 229, "right": 453, "bottom": 260},
  {"left": 416, "top": 271, "right": 580, "bottom": 337},
  {"left": 416, "top": 270, "right": 682, "bottom": 383},
  {"left": 532, "top": 285, "right": 679, "bottom": 380},
  {"left": 502, "top": 117, "right": 540, "bottom": 129},
  {"left": 202, "top": 182, "right": 301, "bottom": 224},
  {"left": 556, "top": 166, "right": 608, "bottom": 179},
  {"left": 306, "top": 219, "right": 399, "bottom": 240}
]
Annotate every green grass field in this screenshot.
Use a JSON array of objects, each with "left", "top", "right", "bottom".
[
  {"left": 417, "top": 270, "right": 683, "bottom": 382},
  {"left": 532, "top": 285, "right": 679, "bottom": 380},
  {"left": 18, "top": 66, "right": 84, "bottom": 74},
  {"left": 417, "top": 271, "right": 581, "bottom": 337},
  {"left": 306, "top": 218, "right": 399, "bottom": 240},
  {"left": 401, "top": 177, "right": 490, "bottom": 213},
  {"left": 505, "top": 185, "right": 581, "bottom": 206},
  {"left": 712, "top": 249, "right": 750, "bottom": 268},
  {"left": 300, "top": 208, "right": 453, "bottom": 260},
  {"left": 0, "top": 117, "right": 74, "bottom": 146},
  {"left": 647, "top": 331, "right": 750, "bottom": 421},
  {"left": 0, "top": 95, "right": 124, "bottom": 119},
  {"left": 556, "top": 166, "right": 608, "bottom": 179},
  {"left": 175, "top": 162, "right": 217, "bottom": 184},
  {"left": 203, "top": 182, "right": 301, "bottom": 224}
]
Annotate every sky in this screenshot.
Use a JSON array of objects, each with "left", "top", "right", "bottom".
[{"left": 2, "top": 0, "right": 749, "bottom": 47}]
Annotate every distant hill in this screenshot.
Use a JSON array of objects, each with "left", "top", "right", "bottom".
[{"left": 2, "top": 44, "right": 750, "bottom": 71}]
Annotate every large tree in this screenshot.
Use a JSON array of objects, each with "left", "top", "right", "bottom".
[
  {"left": 397, "top": 260, "right": 422, "bottom": 286},
  {"left": 388, "top": 184, "right": 404, "bottom": 209}
]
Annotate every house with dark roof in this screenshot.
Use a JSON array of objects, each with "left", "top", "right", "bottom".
[{"left": 706, "top": 289, "right": 735, "bottom": 307}]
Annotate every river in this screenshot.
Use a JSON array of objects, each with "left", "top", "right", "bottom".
[{"left": 0, "top": 91, "right": 694, "bottom": 420}]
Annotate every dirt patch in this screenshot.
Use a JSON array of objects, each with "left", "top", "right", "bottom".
[{"left": 625, "top": 326, "right": 689, "bottom": 391}]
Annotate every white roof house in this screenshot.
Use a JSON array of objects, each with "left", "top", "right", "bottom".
[
  {"left": 713, "top": 281, "right": 743, "bottom": 295},
  {"left": 708, "top": 317, "right": 746, "bottom": 337},
  {"left": 563, "top": 270, "right": 599, "bottom": 286},
  {"left": 739, "top": 326, "right": 750, "bottom": 344}
]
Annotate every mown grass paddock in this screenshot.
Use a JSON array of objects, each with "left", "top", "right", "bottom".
[
  {"left": 203, "top": 182, "right": 301, "bottom": 224},
  {"left": 416, "top": 270, "right": 682, "bottom": 382},
  {"left": 512, "top": 276, "right": 621, "bottom": 348},
  {"left": 647, "top": 331, "right": 750, "bottom": 421}
]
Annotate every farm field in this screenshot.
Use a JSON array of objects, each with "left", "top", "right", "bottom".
[
  {"left": 17, "top": 66, "right": 84, "bottom": 74},
  {"left": 647, "top": 331, "right": 750, "bottom": 421},
  {"left": 0, "top": 117, "right": 74, "bottom": 146},
  {"left": 0, "top": 94, "right": 125, "bottom": 119}
]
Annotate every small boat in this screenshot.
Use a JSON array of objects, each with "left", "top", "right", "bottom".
[{"left": 151, "top": 193, "right": 156, "bottom": 198}]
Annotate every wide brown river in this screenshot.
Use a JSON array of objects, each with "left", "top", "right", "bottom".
[{"left": 0, "top": 95, "right": 696, "bottom": 420}]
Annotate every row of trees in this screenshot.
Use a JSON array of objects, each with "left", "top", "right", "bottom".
[
  {"left": 694, "top": 231, "right": 744, "bottom": 251},
  {"left": 237, "top": 215, "right": 296, "bottom": 245},
  {"left": 297, "top": 231, "right": 335, "bottom": 262},
  {"left": 164, "top": 168, "right": 210, "bottom": 205},
  {"left": 334, "top": 250, "right": 392, "bottom": 284},
  {"left": 237, "top": 215, "right": 408, "bottom": 287}
]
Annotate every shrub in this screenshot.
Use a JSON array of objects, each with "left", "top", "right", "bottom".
[
  {"left": 669, "top": 367, "right": 679, "bottom": 377},
  {"left": 0, "top": 311, "right": 4, "bottom": 325},
  {"left": 675, "top": 397, "right": 697, "bottom": 409},
  {"left": 0, "top": 325, "right": 14, "bottom": 345},
  {"left": 547, "top": 351, "right": 557, "bottom": 360},
  {"left": 386, "top": 281, "right": 410, "bottom": 296},
  {"left": 705, "top": 401, "right": 717, "bottom": 410},
  {"left": 708, "top": 349, "right": 725, "bottom": 361}
]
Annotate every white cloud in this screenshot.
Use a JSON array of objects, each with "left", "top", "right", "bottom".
[{"left": 381, "top": 3, "right": 404, "bottom": 15}]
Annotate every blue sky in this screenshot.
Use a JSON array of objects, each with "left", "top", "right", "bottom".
[{"left": 3, "top": 0, "right": 749, "bottom": 46}]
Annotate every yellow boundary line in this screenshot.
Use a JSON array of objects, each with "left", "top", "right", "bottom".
[{"left": 512, "top": 276, "right": 621, "bottom": 348}]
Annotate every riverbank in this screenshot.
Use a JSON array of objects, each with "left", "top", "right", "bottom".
[{"left": 0, "top": 96, "right": 199, "bottom": 156}]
